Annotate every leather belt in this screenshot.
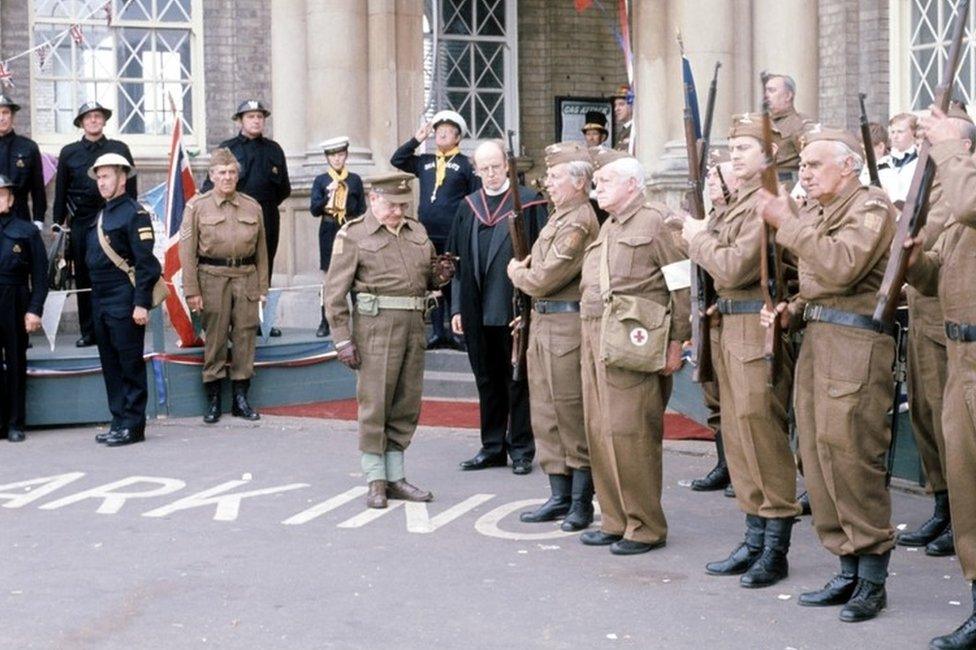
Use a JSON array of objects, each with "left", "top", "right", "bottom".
[
  {"left": 945, "top": 320, "right": 976, "bottom": 343},
  {"left": 533, "top": 300, "right": 581, "bottom": 314},
  {"left": 803, "top": 303, "right": 896, "bottom": 336},
  {"left": 199, "top": 255, "right": 256, "bottom": 268},
  {"left": 715, "top": 298, "right": 765, "bottom": 315}
]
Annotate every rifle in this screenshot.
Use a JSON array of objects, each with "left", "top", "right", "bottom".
[
  {"left": 698, "top": 62, "right": 721, "bottom": 181},
  {"left": 859, "top": 93, "right": 882, "bottom": 188},
  {"left": 874, "top": 0, "right": 970, "bottom": 324},
  {"left": 506, "top": 130, "right": 531, "bottom": 382},
  {"left": 885, "top": 307, "right": 909, "bottom": 486},
  {"left": 760, "top": 72, "right": 784, "bottom": 387}
]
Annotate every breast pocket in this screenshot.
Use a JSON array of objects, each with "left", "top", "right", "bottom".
[
  {"left": 198, "top": 212, "right": 227, "bottom": 251},
  {"left": 9, "top": 154, "right": 29, "bottom": 185},
  {"left": 236, "top": 212, "right": 262, "bottom": 252},
  {"left": 359, "top": 237, "right": 394, "bottom": 276},
  {"left": 0, "top": 235, "right": 28, "bottom": 273},
  {"left": 611, "top": 235, "right": 654, "bottom": 278}
]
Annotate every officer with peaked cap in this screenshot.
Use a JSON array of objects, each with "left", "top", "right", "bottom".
[
  {"left": 581, "top": 111, "right": 610, "bottom": 147},
  {"left": 85, "top": 153, "right": 161, "bottom": 447},
  {"left": 310, "top": 136, "right": 366, "bottom": 337},
  {"left": 201, "top": 100, "right": 289, "bottom": 336},
  {"left": 0, "top": 173, "right": 48, "bottom": 443},
  {"left": 0, "top": 95, "right": 46, "bottom": 224},
  {"left": 54, "top": 100, "right": 137, "bottom": 347}
]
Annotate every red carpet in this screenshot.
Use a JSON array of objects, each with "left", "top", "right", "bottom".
[{"left": 263, "top": 399, "right": 714, "bottom": 441}]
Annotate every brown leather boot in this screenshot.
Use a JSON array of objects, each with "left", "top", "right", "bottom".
[
  {"left": 386, "top": 479, "right": 433, "bottom": 502},
  {"left": 366, "top": 480, "right": 388, "bottom": 509}
]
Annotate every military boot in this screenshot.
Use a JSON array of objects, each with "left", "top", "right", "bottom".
[
  {"left": 898, "top": 489, "right": 950, "bottom": 546},
  {"left": 231, "top": 379, "right": 260, "bottom": 421},
  {"left": 740, "top": 516, "right": 792, "bottom": 588},
  {"left": 706, "top": 514, "right": 764, "bottom": 576},
  {"left": 316, "top": 308, "right": 330, "bottom": 338},
  {"left": 520, "top": 473, "right": 571, "bottom": 522},
  {"left": 561, "top": 468, "right": 595, "bottom": 531},
  {"left": 799, "top": 555, "right": 858, "bottom": 607},
  {"left": 203, "top": 380, "right": 222, "bottom": 424},
  {"left": 926, "top": 526, "right": 956, "bottom": 557},
  {"left": 691, "top": 432, "right": 731, "bottom": 491},
  {"left": 839, "top": 552, "right": 889, "bottom": 623},
  {"left": 930, "top": 582, "right": 976, "bottom": 649}
]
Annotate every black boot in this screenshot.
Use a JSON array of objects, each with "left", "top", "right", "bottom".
[
  {"left": 799, "top": 555, "right": 858, "bottom": 607},
  {"left": 930, "top": 582, "right": 976, "bottom": 649},
  {"left": 839, "top": 552, "right": 888, "bottom": 622},
  {"left": 561, "top": 468, "right": 595, "bottom": 531},
  {"left": 231, "top": 379, "right": 260, "bottom": 421},
  {"left": 798, "top": 491, "right": 812, "bottom": 516},
  {"left": 926, "top": 526, "right": 955, "bottom": 557},
  {"left": 519, "top": 474, "right": 571, "bottom": 522},
  {"left": 203, "top": 380, "right": 222, "bottom": 424},
  {"left": 740, "top": 516, "right": 792, "bottom": 588},
  {"left": 691, "top": 432, "right": 730, "bottom": 491},
  {"left": 706, "top": 514, "right": 764, "bottom": 576},
  {"left": 899, "top": 489, "right": 950, "bottom": 546},
  {"left": 724, "top": 483, "right": 736, "bottom": 498},
  {"left": 316, "top": 308, "right": 330, "bottom": 338}
]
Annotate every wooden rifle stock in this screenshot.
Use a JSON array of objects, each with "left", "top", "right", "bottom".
[
  {"left": 859, "top": 93, "right": 882, "bottom": 188},
  {"left": 506, "top": 130, "right": 531, "bottom": 381},
  {"left": 760, "top": 90, "right": 784, "bottom": 387},
  {"left": 874, "top": 0, "right": 970, "bottom": 324}
]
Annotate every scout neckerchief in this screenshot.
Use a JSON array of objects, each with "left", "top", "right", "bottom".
[
  {"left": 432, "top": 146, "right": 460, "bottom": 201},
  {"left": 326, "top": 166, "right": 349, "bottom": 224}
]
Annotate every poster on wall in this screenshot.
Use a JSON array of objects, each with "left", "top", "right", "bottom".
[{"left": 554, "top": 96, "right": 614, "bottom": 145}]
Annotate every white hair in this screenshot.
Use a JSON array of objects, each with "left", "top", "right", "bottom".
[
  {"left": 603, "top": 157, "right": 646, "bottom": 187},
  {"left": 829, "top": 141, "right": 864, "bottom": 174},
  {"left": 565, "top": 160, "right": 594, "bottom": 188}
]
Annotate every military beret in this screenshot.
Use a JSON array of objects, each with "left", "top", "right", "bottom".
[
  {"left": 0, "top": 94, "right": 21, "bottom": 112},
  {"left": 73, "top": 101, "right": 112, "bottom": 127},
  {"left": 590, "top": 146, "right": 631, "bottom": 170},
  {"left": 545, "top": 141, "right": 592, "bottom": 167},
  {"left": 431, "top": 110, "right": 468, "bottom": 137},
  {"left": 581, "top": 111, "right": 609, "bottom": 135},
  {"left": 233, "top": 99, "right": 270, "bottom": 121},
  {"left": 0, "top": 173, "right": 13, "bottom": 189},
  {"left": 367, "top": 173, "right": 413, "bottom": 202},
  {"left": 729, "top": 113, "right": 765, "bottom": 141},
  {"left": 88, "top": 152, "right": 135, "bottom": 180},
  {"left": 799, "top": 125, "right": 862, "bottom": 154},
  {"left": 319, "top": 136, "right": 350, "bottom": 154},
  {"left": 209, "top": 147, "right": 240, "bottom": 169}
]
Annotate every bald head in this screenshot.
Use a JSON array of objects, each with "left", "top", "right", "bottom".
[{"left": 473, "top": 139, "right": 509, "bottom": 192}]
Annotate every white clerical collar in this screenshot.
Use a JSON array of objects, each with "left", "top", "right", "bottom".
[{"left": 484, "top": 179, "right": 510, "bottom": 197}]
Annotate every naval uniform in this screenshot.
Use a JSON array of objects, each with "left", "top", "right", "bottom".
[{"left": 0, "top": 130, "right": 46, "bottom": 223}]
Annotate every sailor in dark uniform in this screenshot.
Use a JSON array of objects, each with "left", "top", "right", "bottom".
[
  {"left": 0, "top": 95, "right": 46, "bottom": 224},
  {"left": 0, "top": 174, "right": 47, "bottom": 443},
  {"left": 310, "top": 136, "right": 365, "bottom": 337},
  {"left": 86, "top": 154, "right": 161, "bottom": 447},
  {"left": 53, "top": 101, "right": 137, "bottom": 347},
  {"left": 201, "top": 100, "right": 290, "bottom": 336}
]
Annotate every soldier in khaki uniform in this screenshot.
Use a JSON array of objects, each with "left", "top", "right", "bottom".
[
  {"left": 682, "top": 115, "right": 799, "bottom": 589},
  {"left": 180, "top": 148, "right": 268, "bottom": 424},
  {"left": 507, "top": 141, "right": 599, "bottom": 531},
  {"left": 324, "top": 175, "right": 455, "bottom": 510},
  {"left": 906, "top": 105, "right": 976, "bottom": 650},
  {"left": 762, "top": 74, "right": 814, "bottom": 182},
  {"left": 757, "top": 128, "right": 896, "bottom": 623},
  {"left": 577, "top": 150, "right": 690, "bottom": 556}
]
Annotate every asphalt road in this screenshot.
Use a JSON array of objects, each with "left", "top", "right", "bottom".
[{"left": 1, "top": 416, "right": 967, "bottom": 649}]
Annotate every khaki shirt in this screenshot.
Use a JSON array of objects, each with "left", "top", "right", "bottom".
[
  {"left": 776, "top": 177, "right": 896, "bottom": 316},
  {"left": 509, "top": 196, "right": 598, "bottom": 301},
  {"left": 179, "top": 190, "right": 268, "bottom": 297},
  {"left": 579, "top": 193, "right": 692, "bottom": 342},
  {"left": 324, "top": 212, "right": 438, "bottom": 345},
  {"left": 772, "top": 108, "right": 815, "bottom": 171}
]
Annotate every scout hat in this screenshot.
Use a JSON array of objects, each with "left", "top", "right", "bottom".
[
  {"left": 319, "top": 136, "right": 350, "bottom": 154},
  {"left": 729, "top": 113, "right": 765, "bottom": 141},
  {"left": 0, "top": 94, "right": 21, "bottom": 112},
  {"left": 431, "top": 110, "right": 468, "bottom": 137},
  {"left": 799, "top": 125, "right": 862, "bottom": 154},
  {"left": 0, "top": 173, "right": 13, "bottom": 189},
  {"left": 367, "top": 173, "right": 413, "bottom": 203},
  {"left": 233, "top": 99, "right": 270, "bottom": 121},
  {"left": 545, "top": 141, "right": 592, "bottom": 167},
  {"left": 73, "top": 100, "right": 112, "bottom": 127},
  {"left": 581, "top": 111, "right": 609, "bottom": 136},
  {"left": 88, "top": 152, "right": 135, "bottom": 180}
]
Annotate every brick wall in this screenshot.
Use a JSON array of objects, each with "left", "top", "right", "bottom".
[{"left": 0, "top": 1, "right": 34, "bottom": 135}]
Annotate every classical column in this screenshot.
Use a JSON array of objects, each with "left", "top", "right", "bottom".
[
  {"left": 751, "top": 0, "right": 820, "bottom": 117},
  {"left": 270, "top": 0, "right": 307, "bottom": 158},
  {"left": 632, "top": 0, "right": 669, "bottom": 172}
]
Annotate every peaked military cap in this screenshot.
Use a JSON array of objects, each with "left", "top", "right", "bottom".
[
  {"left": 0, "top": 94, "right": 21, "bottom": 112},
  {"left": 368, "top": 173, "right": 413, "bottom": 201},
  {"left": 319, "top": 136, "right": 350, "bottom": 154},
  {"left": 73, "top": 101, "right": 112, "bottom": 127},
  {"left": 232, "top": 99, "right": 271, "bottom": 121}
]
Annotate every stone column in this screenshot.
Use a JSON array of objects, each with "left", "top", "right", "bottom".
[
  {"left": 270, "top": 0, "right": 307, "bottom": 158},
  {"left": 752, "top": 0, "right": 820, "bottom": 117},
  {"left": 632, "top": 0, "right": 669, "bottom": 172}
]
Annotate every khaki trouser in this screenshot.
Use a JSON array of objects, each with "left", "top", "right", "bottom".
[
  {"left": 702, "top": 320, "right": 724, "bottom": 433},
  {"left": 353, "top": 308, "right": 426, "bottom": 454},
  {"left": 580, "top": 318, "right": 668, "bottom": 545},
  {"left": 200, "top": 270, "right": 260, "bottom": 383},
  {"left": 795, "top": 322, "right": 895, "bottom": 556},
  {"left": 527, "top": 311, "right": 588, "bottom": 475},
  {"left": 715, "top": 313, "right": 800, "bottom": 518},
  {"left": 943, "top": 340, "right": 976, "bottom": 580},
  {"left": 907, "top": 291, "right": 949, "bottom": 493}
]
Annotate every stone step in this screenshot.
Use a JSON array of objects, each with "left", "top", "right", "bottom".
[
  {"left": 422, "top": 369, "right": 479, "bottom": 400},
  {"left": 424, "top": 348, "right": 473, "bottom": 373}
]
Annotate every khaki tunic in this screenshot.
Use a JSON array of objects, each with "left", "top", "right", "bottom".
[
  {"left": 179, "top": 190, "right": 269, "bottom": 383},
  {"left": 688, "top": 177, "right": 799, "bottom": 519},
  {"left": 908, "top": 139, "right": 976, "bottom": 579},
  {"left": 323, "top": 212, "right": 438, "bottom": 454},
  {"left": 771, "top": 108, "right": 815, "bottom": 173},
  {"left": 579, "top": 194, "right": 691, "bottom": 544},
  {"left": 777, "top": 177, "right": 897, "bottom": 557},
  {"left": 509, "top": 196, "right": 598, "bottom": 475}
]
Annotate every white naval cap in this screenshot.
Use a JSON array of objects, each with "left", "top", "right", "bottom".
[
  {"left": 431, "top": 110, "right": 468, "bottom": 137},
  {"left": 319, "top": 136, "right": 350, "bottom": 154}
]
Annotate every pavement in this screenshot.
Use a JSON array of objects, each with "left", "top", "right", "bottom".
[{"left": 1, "top": 416, "right": 969, "bottom": 650}]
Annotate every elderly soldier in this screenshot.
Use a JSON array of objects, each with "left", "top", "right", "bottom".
[
  {"left": 612, "top": 85, "right": 633, "bottom": 152},
  {"left": 757, "top": 128, "right": 897, "bottom": 622},
  {"left": 391, "top": 110, "right": 478, "bottom": 349},
  {"left": 762, "top": 74, "right": 814, "bottom": 181},
  {"left": 86, "top": 154, "right": 161, "bottom": 447},
  {"left": 54, "top": 101, "right": 137, "bottom": 347},
  {"left": 202, "top": 100, "right": 289, "bottom": 336},
  {"left": 0, "top": 174, "right": 47, "bottom": 442},
  {"left": 0, "top": 95, "right": 46, "bottom": 224},
  {"left": 310, "top": 136, "right": 366, "bottom": 337},
  {"left": 682, "top": 115, "right": 800, "bottom": 588},
  {"left": 577, "top": 150, "right": 690, "bottom": 555},
  {"left": 181, "top": 148, "right": 268, "bottom": 424},
  {"left": 324, "top": 175, "right": 455, "bottom": 509},
  {"left": 507, "top": 141, "right": 598, "bottom": 529},
  {"left": 906, "top": 105, "right": 976, "bottom": 650}
]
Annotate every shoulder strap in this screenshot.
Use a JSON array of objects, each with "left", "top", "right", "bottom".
[{"left": 96, "top": 213, "right": 136, "bottom": 287}]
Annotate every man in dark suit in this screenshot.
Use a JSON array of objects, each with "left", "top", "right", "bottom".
[{"left": 449, "top": 140, "right": 547, "bottom": 475}]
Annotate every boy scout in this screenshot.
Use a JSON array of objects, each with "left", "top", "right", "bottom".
[
  {"left": 507, "top": 141, "right": 598, "bottom": 531},
  {"left": 324, "top": 175, "right": 455, "bottom": 509},
  {"left": 757, "top": 128, "right": 896, "bottom": 623},
  {"left": 0, "top": 174, "right": 47, "bottom": 442},
  {"left": 180, "top": 148, "right": 269, "bottom": 424}
]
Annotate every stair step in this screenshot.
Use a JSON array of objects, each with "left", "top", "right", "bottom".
[
  {"left": 422, "top": 369, "right": 478, "bottom": 400},
  {"left": 424, "top": 349, "right": 472, "bottom": 373}
]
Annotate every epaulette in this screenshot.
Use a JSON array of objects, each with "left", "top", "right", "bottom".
[{"left": 237, "top": 192, "right": 261, "bottom": 207}]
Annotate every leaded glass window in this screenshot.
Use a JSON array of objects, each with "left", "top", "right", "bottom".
[{"left": 908, "top": 0, "right": 975, "bottom": 109}]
